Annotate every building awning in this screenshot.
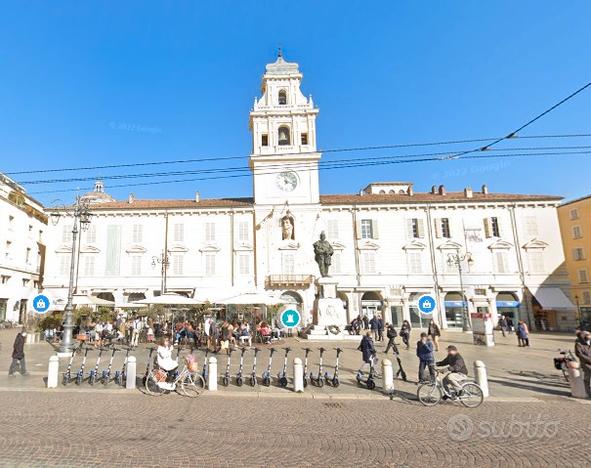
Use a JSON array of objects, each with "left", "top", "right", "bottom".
[{"left": 530, "top": 287, "right": 574, "bottom": 309}]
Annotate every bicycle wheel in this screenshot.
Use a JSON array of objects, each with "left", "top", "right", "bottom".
[
  {"left": 144, "top": 371, "right": 165, "bottom": 397},
  {"left": 417, "top": 382, "right": 442, "bottom": 406},
  {"left": 180, "top": 374, "right": 204, "bottom": 398},
  {"left": 458, "top": 382, "right": 484, "bottom": 408}
]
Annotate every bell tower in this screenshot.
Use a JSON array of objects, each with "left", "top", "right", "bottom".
[{"left": 249, "top": 51, "right": 320, "bottom": 205}]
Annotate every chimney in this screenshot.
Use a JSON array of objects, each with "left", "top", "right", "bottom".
[
  {"left": 128, "top": 193, "right": 135, "bottom": 204},
  {"left": 195, "top": 191, "right": 200, "bottom": 203},
  {"left": 464, "top": 187, "right": 473, "bottom": 198},
  {"left": 431, "top": 185, "right": 437, "bottom": 194},
  {"left": 408, "top": 186, "right": 414, "bottom": 196},
  {"left": 481, "top": 184, "right": 489, "bottom": 195},
  {"left": 438, "top": 185, "right": 446, "bottom": 196}
]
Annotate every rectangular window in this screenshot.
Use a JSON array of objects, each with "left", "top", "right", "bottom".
[
  {"left": 326, "top": 220, "right": 339, "bottom": 240},
  {"left": 570, "top": 208, "right": 579, "bottom": 220},
  {"left": 105, "top": 225, "right": 122, "bottom": 276},
  {"left": 205, "top": 222, "right": 216, "bottom": 242},
  {"left": 494, "top": 251, "right": 509, "bottom": 274},
  {"left": 524, "top": 216, "right": 538, "bottom": 237},
  {"left": 174, "top": 223, "right": 184, "bottom": 242},
  {"left": 238, "top": 254, "right": 250, "bottom": 275},
  {"left": 1, "top": 275, "right": 10, "bottom": 284},
  {"left": 573, "top": 226, "right": 583, "bottom": 239},
  {"left": 407, "top": 218, "right": 425, "bottom": 239},
  {"left": 22, "top": 279, "right": 29, "bottom": 287},
  {"left": 441, "top": 218, "right": 451, "bottom": 238},
  {"left": 38, "top": 230, "right": 43, "bottom": 242},
  {"left": 261, "top": 134, "right": 268, "bottom": 146},
  {"left": 360, "top": 219, "right": 378, "bottom": 239},
  {"left": 238, "top": 221, "right": 249, "bottom": 242},
  {"left": 131, "top": 256, "right": 142, "bottom": 276},
  {"left": 331, "top": 252, "right": 341, "bottom": 274},
  {"left": 573, "top": 248, "right": 585, "bottom": 261},
  {"left": 579, "top": 269, "right": 589, "bottom": 283},
  {"left": 86, "top": 225, "right": 96, "bottom": 244},
  {"left": 83, "top": 256, "right": 95, "bottom": 276},
  {"left": 205, "top": 254, "right": 215, "bottom": 276},
  {"left": 528, "top": 251, "right": 544, "bottom": 273},
  {"left": 25, "top": 247, "right": 31, "bottom": 264},
  {"left": 362, "top": 251, "right": 376, "bottom": 274},
  {"left": 407, "top": 251, "right": 422, "bottom": 274},
  {"left": 301, "top": 133, "right": 308, "bottom": 145},
  {"left": 583, "top": 291, "right": 591, "bottom": 305},
  {"left": 62, "top": 224, "right": 73, "bottom": 243},
  {"left": 132, "top": 224, "right": 143, "bottom": 243},
  {"left": 5, "top": 241, "right": 11, "bottom": 260},
  {"left": 172, "top": 255, "right": 184, "bottom": 275},
  {"left": 59, "top": 255, "right": 70, "bottom": 276},
  {"left": 281, "top": 253, "right": 295, "bottom": 274},
  {"left": 491, "top": 217, "right": 500, "bottom": 237}
]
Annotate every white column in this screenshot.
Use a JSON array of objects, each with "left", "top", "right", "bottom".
[
  {"left": 47, "top": 355, "right": 59, "bottom": 389},
  {"left": 208, "top": 356, "right": 218, "bottom": 391}
]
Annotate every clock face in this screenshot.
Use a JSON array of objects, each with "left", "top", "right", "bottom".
[{"left": 276, "top": 171, "right": 298, "bottom": 192}]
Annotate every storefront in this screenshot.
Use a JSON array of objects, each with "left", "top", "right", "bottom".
[
  {"left": 495, "top": 292, "right": 520, "bottom": 326},
  {"left": 444, "top": 292, "right": 467, "bottom": 328},
  {"left": 361, "top": 291, "right": 382, "bottom": 320}
]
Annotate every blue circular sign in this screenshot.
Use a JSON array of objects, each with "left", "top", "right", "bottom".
[
  {"left": 279, "top": 308, "right": 301, "bottom": 328},
  {"left": 417, "top": 295, "right": 436, "bottom": 315},
  {"left": 32, "top": 294, "right": 51, "bottom": 314}
]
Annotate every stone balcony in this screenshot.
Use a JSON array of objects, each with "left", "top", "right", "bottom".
[{"left": 265, "top": 274, "right": 314, "bottom": 289}]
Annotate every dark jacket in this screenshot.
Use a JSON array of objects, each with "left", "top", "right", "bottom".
[
  {"left": 377, "top": 318, "right": 384, "bottom": 331},
  {"left": 386, "top": 326, "right": 398, "bottom": 340},
  {"left": 12, "top": 333, "right": 25, "bottom": 360},
  {"left": 416, "top": 339, "right": 434, "bottom": 363},
  {"left": 575, "top": 338, "right": 591, "bottom": 371},
  {"left": 358, "top": 335, "right": 376, "bottom": 363},
  {"left": 437, "top": 353, "right": 468, "bottom": 374},
  {"left": 428, "top": 322, "right": 441, "bottom": 337},
  {"left": 369, "top": 317, "right": 377, "bottom": 331},
  {"left": 400, "top": 323, "right": 411, "bottom": 336}
]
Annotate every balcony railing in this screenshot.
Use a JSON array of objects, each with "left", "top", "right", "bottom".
[{"left": 265, "top": 274, "right": 314, "bottom": 288}]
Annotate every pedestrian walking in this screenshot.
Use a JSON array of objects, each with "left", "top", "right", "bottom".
[
  {"left": 400, "top": 320, "right": 411, "bottom": 349},
  {"left": 427, "top": 319, "right": 441, "bottom": 351},
  {"left": 416, "top": 332, "right": 435, "bottom": 383},
  {"left": 574, "top": 330, "right": 591, "bottom": 398},
  {"left": 384, "top": 323, "right": 398, "bottom": 354},
  {"left": 357, "top": 331, "right": 376, "bottom": 374},
  {"left": 498, "top": 315, "right": 508, "bottom": 337},
  {"left": 369, "top": 316, "right": 378, "bottom": 341},
  {"left": 377, "top": 315, "right": 384, "bottom": 342},
  {"left": 517, "top": 320, "right": 530, "bottom": 347},
  {"left": 362, "top": 315, "right": 369, "bottom": 330},
  {"left": 8, "top": 328, "right": 28, "bottom": 376}
]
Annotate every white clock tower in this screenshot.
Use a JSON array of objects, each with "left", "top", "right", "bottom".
[{"left": 249, "top": 51, "right": 320, "bottom": 205}]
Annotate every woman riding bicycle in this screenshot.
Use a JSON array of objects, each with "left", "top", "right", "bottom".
[{"left": 157, "top": 337, "right": 178, "bottom": 389}]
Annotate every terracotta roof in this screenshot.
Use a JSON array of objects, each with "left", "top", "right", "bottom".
[
  {"left": 319, "top": 192, "right": 563, "bottom": 205},
  {"left": 84, "top": 197, "right": 253, "bottom": 211},
  {"left": 70, "top": 191, "right": 562, "bottom": 211}
]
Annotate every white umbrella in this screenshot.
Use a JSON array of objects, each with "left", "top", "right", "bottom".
[
  {"left": 218, "top": 292, "right": 285, "bottom": 306},
  {"left": 132, "top": 292, "right": 203, "bottom": 306},
  {"left": 72, "top": 294, "right": 115, "bottom": 307}
]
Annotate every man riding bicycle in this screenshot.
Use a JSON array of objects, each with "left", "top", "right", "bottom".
[{"left": 436, "top": 345, "right": 468, "bottom": 393}]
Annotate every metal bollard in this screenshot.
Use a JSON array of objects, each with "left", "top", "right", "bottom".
[
  {"left": 208, "top": 356, "right": 218, "bottom": 391},
  {"left": 382, "top": 358, "right": 394, "bottom": 394},
  {"left": 293, "top": 357, "right": 304, "bottom": 392},
  {"left": 47, "top": 355, "right": 59, "bottom": 388},
  {"left": 567, "top": 365, "right": 587, "bottom": 398},
  {"left": 125, "top": 356, "right": 136, "bottom": 390},
  {"left": 473, "top": 360, "right": 489, "bottom": 397}
]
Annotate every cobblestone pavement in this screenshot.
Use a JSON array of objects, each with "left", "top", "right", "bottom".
[{"left": 0, "top": 391, "right": 589, "bottom": 467}]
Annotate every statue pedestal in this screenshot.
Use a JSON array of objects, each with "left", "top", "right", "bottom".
[{"left": 303, "top": 276, "right": 352, "bottom": 341}]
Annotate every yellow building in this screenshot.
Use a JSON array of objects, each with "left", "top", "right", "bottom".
[{"left": 558, "top": 195, "right": 591, "bottom": 328}]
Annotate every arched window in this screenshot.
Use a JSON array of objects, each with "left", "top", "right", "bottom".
[
  {"left": 278, "top": 90, "right": 287, "bottom": 105},
  {"left": 379, "top": 190, "right": 386, "bottom": 194},
  {"left": 278, "top": 126, "right": 290, "bottom": 146}
]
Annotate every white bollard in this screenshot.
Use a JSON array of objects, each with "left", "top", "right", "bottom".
[
  {"left": 208, "top": 356, "right": 218, "bottom": 391},
  {"left": 26, "top": 333, "right": 35, "bottom": 345},
  {"left": 293, "top": 357, "right": 304, "bottom": 392},
  {"left": 125, "top": 356, "right": 136, "bottom": 390},
  {"left": 382, "top": 358, "right": 394, "bottom": 394},
  {"left": 474, "top": 360, "right": 489, "bottom": 397},
  {"left": 567, "top": 366, "right": 587, "bottom": 398},
  {"left": 47, "top": 355, "right": 59, "bottom": 388}
]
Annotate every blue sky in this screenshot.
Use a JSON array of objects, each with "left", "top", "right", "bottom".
[{"left": 0, "top": 1, "right": 590, "bottom": 205}]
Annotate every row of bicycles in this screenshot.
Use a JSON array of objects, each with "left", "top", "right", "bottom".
[{"left": 62, "top": 343, "right": 132, "bottom": 386}]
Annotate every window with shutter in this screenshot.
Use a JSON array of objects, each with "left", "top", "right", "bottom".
[
  {"left": 174, "top": 223, "right": 184, "bottom": 242},
  {"left": 579, "top": 269, "right": 589, "bottom": 283},
  {"left": 491, "top": 217, "right": 500, "bottom": 237},
  {"left": 205, "top": 222, "right": 216, "bottom": 242},
  {"left": 132, "top": 224, "right": 143, "bottom": 243},
  {"left": 331, "top": 252, "right": 341, "bottom": 274},
  {"left": 131, "top": 256, "right": 142, "bottom": 276},
  {"left": 573, "top": 248, "right": 585, "bottom": 261},
  {"left": 483, "top": 218, "right": 492, "bottom": 238},
  {"left": 86, "top": 225, "right": 97, "bottom": 243},
  {"left": 62, "top": 224, "right": 73, "bottom": 243},
  {"left": 205, "top": 254, "right": 215, "bottom": 276},
  {"left": 407, "top": 252, "right": 422, "bottom": 273},
  {"left": 362, "top": 252, "right": 376, "bottom": 274},
  {"left": 371, "top": 220, "right": 379, "bottom": 239},
  {"left": 495, "top": 251, "right": 508, "bottom": 273},
  {"left": 528, "top": 251, "right": 544, "bottom": 273},
  {"left": 173, "top": 255, "right": 184, "bottom": 275},
  {"left": 434, "top": 218, "right": 442, "bottom": 238},
  {"left": 441, "top": 218, "right": 451, "bottom": 238},
  {"left": 238, "top": 254, "right": 250, "bottom": 275},
  {"left": 583, "top": 291, "right": 591, "bottom": 305},
  {"left": 59, "top": 254, "right": 70, "bottom": 275},
  {"left": 573, "top": 226, "right": 583, "bottom": 239},
  {"left": 360, "top": 219, "right": 373, "bottom": 239},
  {"left": 326, "top": 220, "right": 339, "bottom": 239},
  {"left": 83, "top": 256, "right": 95, "bottom": 276},
  {"left": 282, "top": 253, "right": 295, "bottom": 274},
  {"left": 238, "top": 221, "right": 249, "bottom": 242},
  {"left": 524, "top": 216, "right": 538, "bottom": 237}
]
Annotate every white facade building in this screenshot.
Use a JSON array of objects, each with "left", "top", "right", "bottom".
[
  {"left": 42, "top": 54, "right": 575, "bottom": 330},
  {"left": 0, "top": 174, "right": 47, "bottom": 323}
]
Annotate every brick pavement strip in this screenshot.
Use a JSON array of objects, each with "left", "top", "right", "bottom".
[{"left": 0, "top": 391, "right": 589, "bottom": 467}]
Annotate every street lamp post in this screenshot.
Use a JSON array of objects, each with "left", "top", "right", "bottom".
[
  {"left": 50, "top": 196, "right": 92, "bottom": 354},
  {"left": 575, "top": 295, "right": 581, "bottom": 327},
  {"left": 447, "top": 251, "right": 474, "bottom": 332},
  {"left": 152, "top": 253, "right": 170, "bottom": 295}
]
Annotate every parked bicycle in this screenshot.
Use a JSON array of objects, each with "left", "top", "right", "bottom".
[
  {"left": 416, "top": 368, "right": 484, "bottom": 408},
  {"left": 553, "top": 348, "right": 577, "bottom": 382},
  {"left": 144, "top": 356, "right": 206, "bottom": 397}
]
